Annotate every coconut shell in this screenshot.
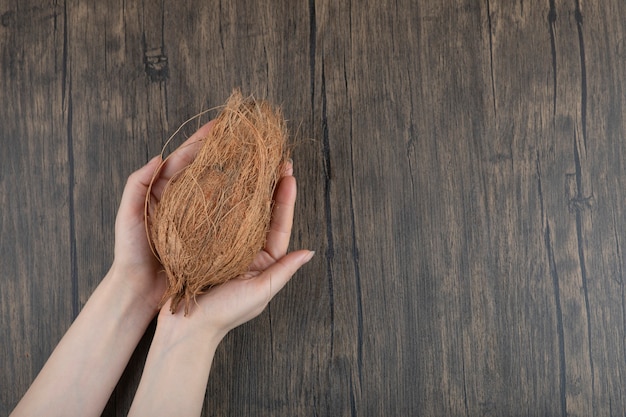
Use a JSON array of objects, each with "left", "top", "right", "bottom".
[{"left": 146, "top": 91, "right": 289, "bottom": 314}]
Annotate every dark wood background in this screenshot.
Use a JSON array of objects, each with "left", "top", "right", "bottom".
[{"left": 2, "top": 0, "right": 625, "bottom": 416}]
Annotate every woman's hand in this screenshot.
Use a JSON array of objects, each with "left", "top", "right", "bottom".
[
  {"left": 158, "top": 163, "right": 314, "bottom": 340},
  {"left": 128, "top": 160, "right": 313, "bottom": 417},
  {"left": 111, "top": 121, "right": 215, "bottom": 312},
  {"left": 11, "top": 123, "right": 217, "bottom": 417}
]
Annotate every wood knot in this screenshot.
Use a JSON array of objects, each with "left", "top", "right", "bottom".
[{"left": 144, "top": 48, "right": 168, "bottom": 83}]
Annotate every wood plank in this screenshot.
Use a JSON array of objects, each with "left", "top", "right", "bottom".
[{"left": 0, "top": 1, "right": 72, "bottom": 414}]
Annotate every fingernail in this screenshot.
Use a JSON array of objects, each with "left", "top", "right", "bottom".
[
  {"left": 304, "top": 250, "right": 315, "bottom": 262},
  {"left": 283, "top": 159, "right": 294, "bottom": 176}
]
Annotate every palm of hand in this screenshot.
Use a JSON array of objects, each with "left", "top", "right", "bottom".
[
  {"left": 157, "top": 161, "right": 310, "bottom": 339},
  {"left": 114, "top": 120, "right": 310, "bottom": 332},
  {"left": 112, "top": 122, "right": 215, "bottom": 310}
]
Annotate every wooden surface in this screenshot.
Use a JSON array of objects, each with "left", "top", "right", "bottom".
[{"left": 2, "top": 0, "right": 626, "bottom": 415}]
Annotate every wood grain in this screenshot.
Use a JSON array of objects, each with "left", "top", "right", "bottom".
[{"left": 1, "top": 0, "right": 625, "bottom": 416}]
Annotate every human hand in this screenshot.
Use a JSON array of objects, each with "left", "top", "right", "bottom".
[
  {"left": 11, "top": 123, "right": 220, "bottom": 417},
  {"left": 156, "top": 161, "right": 314, "bottom": 342},
  {"left": 111, "top": 121, "right": 215, "bottom": 312},
  {"left": 127, "top": 131, "right": 313, "bottom": 417}
]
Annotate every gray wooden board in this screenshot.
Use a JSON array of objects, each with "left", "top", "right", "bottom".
[{"left": 1, "top": 0, "right": 625, "bottom": 415}]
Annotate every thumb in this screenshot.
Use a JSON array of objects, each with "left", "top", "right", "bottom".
[
  {"left": 118, "top": 155, "right": 162, "bottom": 218},
  {"left": 258, "top": 250, "right": 315, "bottom": 299}
]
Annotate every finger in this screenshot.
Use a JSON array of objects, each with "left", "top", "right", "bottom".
[
  {"left": 282, "top": 159, "right": 293, "bottom": 176},
  {"left": 255, "top": 250, "right": 315, "bottom": 299},
  {"left": 155, "top": 120, "right": 215, "bottom": 185},
  {"left": 148, "top": 120, "right": 214, "bottom": 199},
  {"left": 119, "top": 155, "right": 162, "bottom": 217},
  {"left": 264, "top": 175, "right": 296, "bottom": 261}
]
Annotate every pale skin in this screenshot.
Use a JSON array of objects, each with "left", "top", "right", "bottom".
[{"left": 11, "top": 121, "right": 313, "bottom": 417}]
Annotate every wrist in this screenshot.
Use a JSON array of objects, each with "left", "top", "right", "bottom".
[
  {"left": 128, "top": 307, "right": 221, "bottom": 417},
  {"left": 155, "top": 308, "right": 225, "bottom": 351},
  {"left": 103, "top": 265, "right": 162, "bottom": 322}
]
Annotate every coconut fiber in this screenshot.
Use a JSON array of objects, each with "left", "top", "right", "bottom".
[{"left": 146, "top": 91, "right": 289, "bottom": 314}]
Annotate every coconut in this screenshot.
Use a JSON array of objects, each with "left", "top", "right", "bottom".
[{"left": 146, "top": 91, "right": 289, "bottom": 314}]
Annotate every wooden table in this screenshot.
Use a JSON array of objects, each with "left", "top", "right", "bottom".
[{"left": 2, "top": 1, "right": 625, "bottom": 415}]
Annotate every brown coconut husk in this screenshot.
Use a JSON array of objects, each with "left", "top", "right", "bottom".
[{"left": 145, "top": 91, "right": 289, "bottom": 315}]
